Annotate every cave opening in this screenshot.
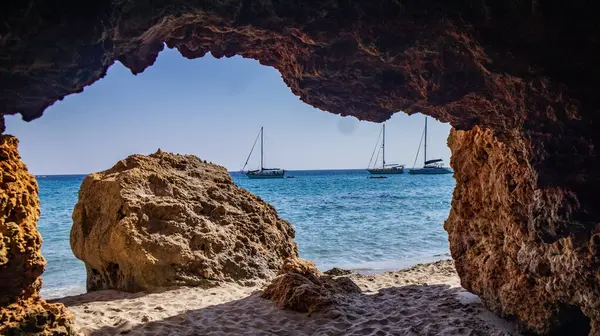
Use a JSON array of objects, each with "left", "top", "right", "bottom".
[
  {"left": 2, "top": 1, "right": 599, "bottom": 334},
  {"left": 5, "top": 49, "right": 455, "bottom": 299}
]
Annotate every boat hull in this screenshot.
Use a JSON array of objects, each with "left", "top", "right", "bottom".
[
  {"left": 246, "top": 172, "right": 286, "bottom": 179},
  {"left": 408, "top": 167, "right": 453, "bottom": 175},
  {"left": 367, "top": 168, "right": 404, "bottom": 174},
  {"left": 246, "top": 174, "right": 285, "bottom": 179}
]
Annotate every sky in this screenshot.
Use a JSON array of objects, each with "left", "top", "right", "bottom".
[{"left": 5, "top": 48, "right": 451, "bottom": 175}]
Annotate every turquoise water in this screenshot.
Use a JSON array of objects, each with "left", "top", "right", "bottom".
[{"left": 37, "top": 170, "right": 454, "bottom": 299}]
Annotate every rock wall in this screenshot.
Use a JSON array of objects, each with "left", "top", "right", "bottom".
[
  {"left": 0, "top": 135, "right": 73, "bottom": 335},
  {"left": 71, "top": 150, "right": 298, "bottom": 292},
  {"left": 446, "top": 127, "right": 599, "bottom": 335}
]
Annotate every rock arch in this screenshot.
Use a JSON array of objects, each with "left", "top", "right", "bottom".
[{"left": 0, "top": 1, "right": 598, "bottom": 334}]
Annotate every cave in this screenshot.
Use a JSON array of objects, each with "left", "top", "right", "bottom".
[
  {"left": 0, "top": 0, "right": 598, "bottom": 335},
  {"left": 551, "top": 304, "right": 592, "bottom": 336}
]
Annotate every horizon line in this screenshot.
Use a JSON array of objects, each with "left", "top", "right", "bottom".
[{"left": 33, "top": 168, "right": 385, "bottom": 176}]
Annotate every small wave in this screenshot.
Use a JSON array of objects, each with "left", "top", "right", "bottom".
[
  {"left": 433, "top": 253, "right": 451, "bottom": 257},
  {"left": 41, "top": 284, "right": 86, "bottom": 300},
  {"left": 316, "top": 254, "right": 452, "bottom": 275}
]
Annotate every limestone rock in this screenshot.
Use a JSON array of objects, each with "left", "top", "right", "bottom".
[
  {"left": 71, "top": 151, "right": 298, "bottom": 292},
  {"left": 0, "top": 135, "right": 73, "bottom": 335},
  {"left": 446, "top": 127, "right": 599, "bottom": 335},
  {"left": 262, "top": 258, "right": 360, "bottom": 314}
]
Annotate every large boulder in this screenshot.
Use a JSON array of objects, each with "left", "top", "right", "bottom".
[
  {"left": 71, "top": 150, "right": 298, "bottom": 292},
  {"left": 0, "top": 135, "right": 73, "bottom": 335},
  {"left": 445, "top": 127, "right": 599, "bottom": 335}
]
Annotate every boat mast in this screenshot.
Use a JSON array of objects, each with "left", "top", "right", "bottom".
[
  {"left": 242, "top": 128, "right": 261, "bottom": 172},
  {"left": 382, "top": 124, "right": 386, "bottom": 168},
  {"left": 260, "top": 126, "right": 264, "bottom": 170},
  {"left": 424, "top": 117, "right": 428, "bottom": 165}
]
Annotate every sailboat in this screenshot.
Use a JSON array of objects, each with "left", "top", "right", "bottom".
[
  {"left": 241, "top": 127, "right": 285, "bottom": 179},
  {"left": 367, "top": 124, "right": 405, "bottom": 174},
  {"left": 409, "top": 117, "right": 453, "bottom": 175}
]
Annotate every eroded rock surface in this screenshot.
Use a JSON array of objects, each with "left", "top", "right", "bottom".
[
  {"left": 446, "top": 127, "right": 599, "bottom": 335},
  {"left": 71, "top": 151, "right": 298, "bottom": 292},
  {"left": 262, "top": 258, "right": 361, "bottom": 314},
  {"left": 0, "top": 135, "right": 73, "bottom": 335}
]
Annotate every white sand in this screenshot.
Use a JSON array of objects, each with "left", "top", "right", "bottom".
[{"left": 52, "top": 260, "right": 521, "bottom": 335}]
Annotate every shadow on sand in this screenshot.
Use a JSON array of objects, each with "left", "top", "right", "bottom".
[
  {"left": 50, "top": 288, "right": 174, "bottom": 306},
  {"left": 62, "top": 283, "right": 517, "bottom": 336}
]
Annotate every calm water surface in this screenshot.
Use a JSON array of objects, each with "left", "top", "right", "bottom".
[{"left": 37, "top": 170, "right": 454, "bottom": 299}]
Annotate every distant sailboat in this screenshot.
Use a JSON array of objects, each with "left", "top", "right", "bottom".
[
  {"left": 409, "top": 117, "right": 453, "bottom": 175},
  {"left": 367, "top": 124, "right": 405, "bottom": 174},
  {"left": 242, "top": 127, "right": 285, "bottom": 179}
]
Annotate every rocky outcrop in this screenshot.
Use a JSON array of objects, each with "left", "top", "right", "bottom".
[
  {"left": 262, "top": 258, "right": 361, "bottom": 314},
  {"left": 71, "top": 151, "right": 297, "bottom": 292},
  {"left": 446, "top": 127, "right": 599, "bottom": 335},
  {"left": 2, "top": 1, "right": 600, "bottom": 334},
  {"left": 0, "top": 135, "right": 73, "bottom": 335}
]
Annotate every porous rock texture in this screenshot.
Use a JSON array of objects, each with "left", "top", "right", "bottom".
[
  {"left": 71, "top": 150, "right": 297, "bottom": 292},
  {"left": 446, "top": 127, "right": 599, "bottom": 335},
  {"left": 0, "top": 135, "right": 73, "bottom": 335},
  {"left": 1, "top": 1, "right": 600, "bottom": 334},
  {"left": 261, "top": 258, "right": 361, "bottom": 314}
]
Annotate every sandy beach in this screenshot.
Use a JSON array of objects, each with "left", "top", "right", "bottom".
[{"left": 51, "top": 260, "right": 520, "bottom": 336}]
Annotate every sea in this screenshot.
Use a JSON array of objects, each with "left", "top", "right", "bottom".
[{"left": 37, "top": 170, "right": 455, "bottom": 299}]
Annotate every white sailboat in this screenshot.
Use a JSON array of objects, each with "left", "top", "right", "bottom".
[
  {"left": 367, "top": 124, "right": 405, "bottom": 174},
  {"left": 241, "top": 127, "right": 285, "bottom": 179},
  {"left": 409, "top": 117, "right": 453, "bottom": 175}
]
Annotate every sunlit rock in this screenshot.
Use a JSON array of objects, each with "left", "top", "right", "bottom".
[
  {"left": 0, "top": 135, "right": 73, "bottom": 335},
  {"left": 71, "top": 150, "right": 298, "bottom": 292}
]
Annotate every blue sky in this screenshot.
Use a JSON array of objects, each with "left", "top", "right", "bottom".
[{"left": 5, "top": 48, "right": 451, "bottom": 175}]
